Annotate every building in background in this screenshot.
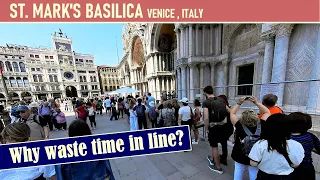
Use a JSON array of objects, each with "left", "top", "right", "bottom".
[
  {"left": 0, "top": 29, "right": 101, "bottom": 102},
  {"left": 98, "top": 65, "right": 120, "bottom": 94}
]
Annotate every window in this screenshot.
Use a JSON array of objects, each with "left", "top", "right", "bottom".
[
  {"left": 52, "top": 69, "right": 57, "bottom": 73},
  {"left": 89, "top": 71, "right": 95, "bottom": 73},
  {"left": 38, "top": 75, "right": 43, "bottom": 82},
  {"left": 19, "top": 62, "right": 26, "bottom": 72},
  {"left": 50, "top": 56, "right": 54, "bottom": 59},
  {"left": 77, "top": 71, "right": 86, "bottom": 73},
  {"left": 238, "top": 64, "right": 254, "bottom": 96},
  {"left": 53, "top": 75, "right": 58, "bottom": 82},
  {"left": 12, "top": 62, "right": 19, "bottom": 72},
  {"left": 40, "top": 86, "right": 46, "bottom": 91},
  {"left": 83, "top": 76, "right": 87, "bottom": 82},
  {"left": 80, "top": 76, "right": 83, "bottom": 82},
  {"left": 17, "top": 78, "right": 22, "bottom": 87},
  {"left": 30, "top": 54, "right": 34, "bottom": 58},
  {"left": 10, "top": 78, "right": 16, "bottom": 87},
  {"left": 36, "top": 68, "right": 41, "bottom": 72},
  {"left": 90, "top": 76, "right": 93, "bottom": 82},
  {"left": 94, "top": 77, "right": 97, "bottom": 82},
  {"left": 0, "top": 61, "right": 4, "bottom": 72},
  {"left": 23, "top": 78, "right": 29, "bottom": 87},
  {"left": 45, "top": 56, "right": 49, "bottom": 59},
  {"left": 4, "top": 78, "right": 9, "bottom": 87},
  {"left": 49, "top": 75, "right": 53, "bottom": 82},
  {"left": 5, "top": 61, "right": 12, "bottom": 71},
  {"left": 35, "top": 55, "right": 39, "bottom": 58},
  {"left": 33, "top": 75, "right": 38, "bottom": 82}
]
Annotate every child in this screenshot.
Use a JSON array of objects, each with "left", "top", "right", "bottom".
[
  {"left": 110, "top": 103, "right": 118, "bottom": 121},
  {"left": 53, "top": 108, "right": 67, "bottom": 130},
  {"left": 87, "top": 102, "right": 97, "bottom": 130},
  {"left": 129, "top": 102, "right": 138, "bottom": 131},
  {"left": 288, "top": 112, "right": 320, "bottom": 180}
]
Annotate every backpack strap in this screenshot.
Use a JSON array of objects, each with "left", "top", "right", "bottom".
[
  {"left": 255, "top": 123, "right": 262, "bottom": 135},
  {"left": 241, "top": 124, "right": 253, "bottom": 136}
]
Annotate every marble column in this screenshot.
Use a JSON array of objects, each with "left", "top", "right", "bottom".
[
  {"left": 177, "top": 68, "right": 182, "bottom": 100},
  {"left": 181, "top": 65, "right": 187, "bottom": 98},
  {"left": 215, "top": 26, "right": 220, "bottom": 55},
  {"left": 166, "top": 78, "right": 170, "bottom": 92},
  {"left": 164, "top": 53, "right": 168, "bottom": 71},
  {"left": 156, "top": 77, "right": 160, "bottom": 100},
  {"left": 210, "top": 62, "right": 215, "bottom": 93},
  {"left": 186, "top": 66, "right": 190, "bottom": 98},
  {"left": 189, "top": 24, "right": 193, "bottom": 57},
  {"left": 199, "top": 63, "right": 206, "bottom": 101},
  {"left": 195, "top": 25, "right": 200, "bottom": 56},
  {"left": 162, "top": 77, "right": 166, "bottom": 92},
  {"left": 271, "top": 24, "right": 293, "bottom": 107},
  {"left": 156, "top": 53, "right": 160, "bottom": 72},
  {"left": 185, "top": 26, "right": 189, "bottom": 57},
  {"left": 158, "top": 53, "right": 162, "bottom": 71},
  {"left": 209, "top": 25, "right": 214, "bottom": 55},
  {"left": 180, "top": 27, "right": 185, "bottom": 58},
  {"left": 222, "top": 60, "right": 230, "bottom": 96},
  {"left": 202, "top": 25, "right": 206, "bottom": 56},
  {"left": 307, "top": 25, "right": 320, "bottom": 110},
  {"left": 176, "top": 29, "right": 180, "bottom": 59},
  {"left": 189, "top": 63, "right": 196, "bottom": 101},
  {"left": 262, "top": 35, "right": 275, "bottom": 84}
]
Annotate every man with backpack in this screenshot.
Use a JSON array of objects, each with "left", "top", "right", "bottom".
[
  {"left": 133, "top": 98, "right": 148, "bottom": 130},
  {"left": 202, "top": 86, "right": 228, "bottom": 174},
  {"left": 15, "top": 105, "right": 46, "bottom": 141}
]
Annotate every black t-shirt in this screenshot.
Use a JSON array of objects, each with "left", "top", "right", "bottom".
[
  {"left": 157, "top": 104, "right": 164, "bottom": 110},
  {"left": 202, "top": 97, "right": 226, "bottom": 122},
  {"left": 231, "top": 120, "right": 264, "bottom": 165}
]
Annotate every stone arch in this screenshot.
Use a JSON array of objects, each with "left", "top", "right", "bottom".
[
  {"left": 130, "top": 35, "right": 146, "bottom": 67},
  {"left": 21, "top": 91, "right": 32, "bottom": 100},
  {"left": 228, "top": 24, "right": 260, "bottom": 57},
  {"left": 153, "top": 24, "right": 176, "bottom": 53}
]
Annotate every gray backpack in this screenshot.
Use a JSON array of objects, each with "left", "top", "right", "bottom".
[{"left": 240, "top": 123, "right": 261, "bottom": 156}]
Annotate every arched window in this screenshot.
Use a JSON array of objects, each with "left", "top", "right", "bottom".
[
  {"left": 90, "top": 76, "right": 93, "bottom": 82},
  {"left": 49, "top": 75, "right": 53, "bottom": 82},
  {"left": 53, "top": 75, "right": 58, "bottom": 82},
  {"left": 38, "top": 75, "right": 43, "bottom": 82},
  {"left": 5, "top": 61, "right": 12, "bottom": 71},
  {"left": 16, "top": 78, "right": 22, "bottom": 87},
  {"left": 80, "top": 76, "right": 83, "bottom": 82},
  {"left": 0, "top": 61, "right": 5, "bottom": 72},
  {"left": 12, "top": 62, "right": 19, "bottom": 72},
  {"left": 33, "top": 75, "right": 38, "bottom": 82},
  {"left": 94, "top": 77, "right": 97, "bottom": 82},
  {"left": 23, "top": 78, "right": 29, "bottom": 87},
  {"left": 19, "top": 62, "right": 26, "bottom": 72},
  {"left": 83, "top": 76, "right": 87, "bottom": 82},
  {"left": 10, "top": 77, "right": 16, "bottom": 87}
]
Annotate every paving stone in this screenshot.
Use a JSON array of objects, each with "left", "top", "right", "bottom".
[
  {"left": 135, "top": 158, "right": 160, "bottom": 176},
  {"left": 171, "top": 160, "right": 201, "bottom": 178},
  {"left": 166, "top": 171, "right": 188, "bottom": 180},
  {"left": 120, "top": 171, "right": 146, "bottom": 180},
  {"left": 189, "top": 172, "right": 213, "bottom": 180},
  {"left": 148, "top": 154, "right": 166, "bottom": 164},
  {"left": 116, "top": 159, "right": 138, "bottom": 176},
  {"left": 154, "top": 160, "right": 179, "bottom": 177},
  {"left": 147, "top": 172, "right": 167, "bottom": 180}
]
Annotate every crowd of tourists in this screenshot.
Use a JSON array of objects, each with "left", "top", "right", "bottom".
[{"left": 0, "top": 86, "right": 320, "bottom": 179}]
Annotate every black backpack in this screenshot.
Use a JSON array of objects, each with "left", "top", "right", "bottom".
[
  {"left": 209, "top": 97, "right": 227, "bottom": 122},
  {"left": 136, "top": 105, "right": 145, "bottom": 117}
]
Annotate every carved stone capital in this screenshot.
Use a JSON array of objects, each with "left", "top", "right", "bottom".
[
  {"left": 275, "top": 24, "right": 294, "bottom": 38},
  {"left": 222, "top": 59, "right": 230, "bottom": 66},
  {"left": 188, "top": 62, "right": 198, "bottom": 68},
  {"left": 200, "top": 63, "right": 207, "bottom": 68},
  {"left": 150, "top": 52, "right": 155, "bottom": 57},
  {"left": 261, "top": 33, "right": 275, "bottom": 42},
  {"left": 210, "top": 62, "right": 217, "bottom": 67}
]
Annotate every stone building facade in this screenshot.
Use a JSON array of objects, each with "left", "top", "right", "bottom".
[
  {"left": 118, "top": 23, "right": 320, "bottom": 111},
  {"left": 98, "top": 65, "right": 120, "bottom": 93},
  {"left": 0, "top": 30, "right": 101, "bottom": 102}
]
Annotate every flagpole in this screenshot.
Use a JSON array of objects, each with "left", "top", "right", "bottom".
[{"left": 115, "top": 36, "right": 120, "bottom": 64}]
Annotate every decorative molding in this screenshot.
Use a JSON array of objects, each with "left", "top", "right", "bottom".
[{"left": 274, "top": 24, "right": 294, "bottom": 38}]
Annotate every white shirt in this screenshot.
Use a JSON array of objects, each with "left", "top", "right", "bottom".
[
  {"left": 249, "top": 139, "right": 304, "bottom": 175},
  {"left": 104, "top": 99, "right": 111, "bottom": 107},
  {"left": 0, "top": 165, "right": 55, "bottom": 180},
  {"left": 178, "top": 106, "right": 191, "bottom": 121},
  {"left": 88, "top": 107, "right": 95, "bottom": 116}
]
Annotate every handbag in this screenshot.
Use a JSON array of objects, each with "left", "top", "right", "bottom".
[{"left": 194, "top": 120, "right": 205, "bottom": 129}]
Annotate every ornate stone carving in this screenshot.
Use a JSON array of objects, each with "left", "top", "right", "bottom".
[{"left": 274, "top": 24, "right": 294, "bottom": 38}]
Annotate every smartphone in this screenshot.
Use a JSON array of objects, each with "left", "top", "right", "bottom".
[{"left": 245, "top": 96, "right": 251, "bottom": 100}]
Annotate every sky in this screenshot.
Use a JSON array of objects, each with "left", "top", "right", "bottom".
[{"left": 0, "top": 23, "right": 124, "bottom": 66}]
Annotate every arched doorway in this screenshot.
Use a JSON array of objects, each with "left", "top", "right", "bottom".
[
  {"left": 66, "top": 86, "right": 77, "bottom": 97},
  {"left": 132, "top": 37, "right": 145, "bottom": 95}
]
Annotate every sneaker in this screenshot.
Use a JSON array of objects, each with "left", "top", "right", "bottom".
[
  {"left": 208, "top": 164, "right": 223, "bottom": 174},
  {"left": 192, "top": 141, "right": 199, "bottom": 145},
  {"left": 207, "top": 155, "right": 214, "bottom": 166}
]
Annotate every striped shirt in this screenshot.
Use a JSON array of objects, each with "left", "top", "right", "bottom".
[{"left": 291, "top": 132, "right": 320, "bottom": 168}]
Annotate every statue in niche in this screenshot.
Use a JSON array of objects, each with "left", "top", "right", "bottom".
[{"left": 158, "top": 34, "right": 172, "bottom": 52}]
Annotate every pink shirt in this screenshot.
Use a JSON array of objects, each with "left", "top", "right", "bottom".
[{"left": 55, "top": 112, "right": 66, "bottom": 123}]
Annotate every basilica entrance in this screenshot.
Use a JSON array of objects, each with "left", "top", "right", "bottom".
[{"left": 66, "top": 86, "right": 77, "bottom": 97}]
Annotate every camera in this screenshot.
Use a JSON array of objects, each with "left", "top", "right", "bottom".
[{"left": 244, "top": 96, "right": 251, "bottom": 100}]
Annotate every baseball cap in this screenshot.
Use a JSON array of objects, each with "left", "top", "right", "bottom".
[
  {"left": 16, "top": 105, "right": 29, "bottom": 112},
  {"left": 29, "top": 102, "right": 39, "bottom": 108},
  {"left": 180, "top": 97, "right": 189, "bottom": 103}
]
